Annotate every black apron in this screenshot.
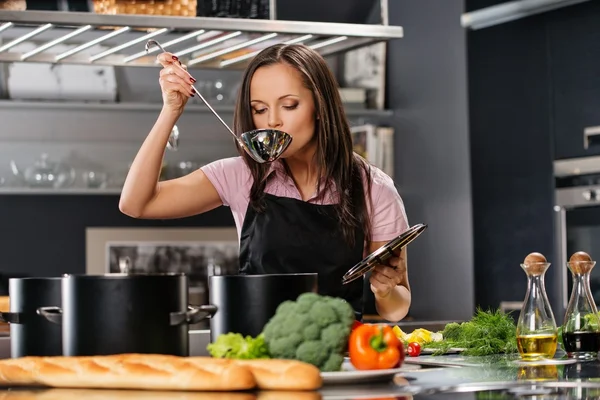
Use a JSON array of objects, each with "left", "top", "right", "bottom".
[{"left": 238, "top": 193, "right": 366, "bottom": 318}]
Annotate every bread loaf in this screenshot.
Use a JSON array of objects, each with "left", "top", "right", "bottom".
[
  {"left": 0, "top": 389, "right": 323, "bottom": 400},
  {"left": 0, "top": 355, "right": 323, "bottom": 392},
  {"left": 0, "top": 297, "right": 9, "bottom": 313},
  {"left": 0, "top": 354, "right": 256, "bottom": 391},
  {"left": 234, "top": 359, "right": 322, "bottom": 391},
  {"left": 256, "top": 391, "right": 323, "bottom": 400},
  {"left": 0, "top": 388, "right": 257, "bottom": 400}
]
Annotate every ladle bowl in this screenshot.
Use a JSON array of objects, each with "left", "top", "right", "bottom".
[
  {"left": 145, "top": 39, "right": 292, "bottom": 164},
  {"left": 240, "top": 129, "right": 293, "bottom": 163}
]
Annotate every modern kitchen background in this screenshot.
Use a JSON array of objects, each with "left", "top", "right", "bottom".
[{"left": 0, "top": 0, "right": 597, "bottom": 324}]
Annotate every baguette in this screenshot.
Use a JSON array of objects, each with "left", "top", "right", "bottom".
[
  {"left": 0, "top": 354, "right": 255, "bottom": 391},
  {"left": 233, "top": 359, "right": 322, "bottom": 391},
  {"left": 0, "top": 389, "right": 322, "bottom": 400},
  {"left": 0, "top": 297, "right": 9, "bottom": 313},
  {"left": 0, "top": 389, "right": 256, "bottom": 400},
  {"left": 256, "top": 391, "right": 322, "bottom": 400}
]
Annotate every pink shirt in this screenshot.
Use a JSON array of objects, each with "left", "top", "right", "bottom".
[{"left": 201, "top": 157, "right": 409, "bottom": 246}]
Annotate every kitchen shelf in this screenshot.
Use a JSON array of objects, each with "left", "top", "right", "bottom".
[
  {"left": 0, "top": 99, "right": 394, "bottom": 117},
  {"left": 0, "top": 10, "right": 403, "bottom": 69},
  {"left": 0, "top": 187, "right": 122, "bottom": 195}
]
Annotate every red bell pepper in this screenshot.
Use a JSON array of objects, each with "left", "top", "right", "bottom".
[{"left": 348, "top": 324, "right": 404, "bottom": 370}]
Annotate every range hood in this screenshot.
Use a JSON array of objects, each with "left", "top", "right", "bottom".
[{"left": 461, "top": 0, "right": 591, "bottom": 30}]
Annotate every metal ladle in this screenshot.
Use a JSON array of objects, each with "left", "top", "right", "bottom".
[{"left": 145, "top": 39, "right": 292, "bottom": 164}]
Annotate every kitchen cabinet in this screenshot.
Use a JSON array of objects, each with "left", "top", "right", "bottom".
[{"left": 548, "top": 2, "right": 600, "bottom": 160}]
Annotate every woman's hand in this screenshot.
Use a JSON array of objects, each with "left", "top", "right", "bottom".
[
  {"left": 157, "top": 52, "right": 196, "bottom": 114},
  {"left": 369, "top": 251, "right": 406, "bottom": 298}
]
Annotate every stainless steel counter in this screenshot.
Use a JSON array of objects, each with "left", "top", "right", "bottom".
[
  {"left": 0, "top": 347, "right": 598, "bottom": 399},
  {"left": 2, "top": 330, "right": 599, "bottom": 399}
]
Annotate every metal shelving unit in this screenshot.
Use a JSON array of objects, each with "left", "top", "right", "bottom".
[
  {"left": 0, "top": 8, "right": 401, "bottom": 197},
  {"left": 0, "top": 10, "right": 404, "bottom": 69},
  {"left": 0, "top": 99, "right": 393, "bottom": 117}
]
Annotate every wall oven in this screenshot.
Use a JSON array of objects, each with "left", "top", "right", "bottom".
[{"left": 554, "top": 156, "right": 600, "bottom": 322}]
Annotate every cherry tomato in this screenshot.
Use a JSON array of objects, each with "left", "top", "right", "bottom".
[{"left": 407, "top": 342, "right": 421, "bottom": 357}]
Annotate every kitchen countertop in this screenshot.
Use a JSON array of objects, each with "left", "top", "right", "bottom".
[
  {"left": 0, "top": 352, "right": 598, "bottom": 399},
  {"left": 1, "top": 330, "right": 599, "bottom": 399}
]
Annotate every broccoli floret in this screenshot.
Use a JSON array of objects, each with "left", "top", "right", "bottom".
[
  {"left": 321, "top": 353, "right": 344, "bottom": 372},
  {"left": 296, "top": 340, "right": 329, "bottom": 367},
  {"left": 310, "top": 302, "right": 339, "bottom": 328},
  {"left": 321, "top": 323, "right": 351, "bottom": 353},
  {"left": 262, "top": 292, "right": 356, "bottom": 372},
  {"left": 296, "top": 292, "right": 321, "bottom": 312},
  {"left": 268, "top": 333, "right": 303, "bottom": 359}
]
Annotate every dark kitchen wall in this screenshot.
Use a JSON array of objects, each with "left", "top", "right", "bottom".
[
  {"left": 385, "top": 0, "right": 475, "bottom": 321},
  {"left": 0, "top": 196, "right": 234, "bottom": 278},
  {"left": 466, "top": 0, "right": 555, "bottom": 313},
  {"left": 466, "top": 0, "right": 600, "bottom": 318}
]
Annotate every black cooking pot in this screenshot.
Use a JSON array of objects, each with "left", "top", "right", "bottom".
[
  {"left": 37, "top": 273, "right": 216, "bottom": 357},
  {"left": 0, "top": 277, "right": 62, "bottom": 358},
  {"left": 208, "top": 273, "right": 318, "bottom": 342}
]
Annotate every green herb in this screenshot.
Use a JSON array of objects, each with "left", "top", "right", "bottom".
[
  {"left": 564, "top": 311, "right": 600, "bottom": 332},
  {"left": 559, "top": 311, "right": 600, "bottom": 346},
  {"left": 427, "top": 308, "right": 518, "bottom": 356},
  {"left": 206, "top": 332, "right": 270, "bottom": 359}
]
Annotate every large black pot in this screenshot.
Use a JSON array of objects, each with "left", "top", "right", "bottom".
[
  {"left": 38, "top": 273, "right": 216, "bottom": 357},
  {"left": 0, "top": 277, "right": 62, "bottom": 358},
  {"left": 208, "top": 273, "right": 318, "bottom": 342}
]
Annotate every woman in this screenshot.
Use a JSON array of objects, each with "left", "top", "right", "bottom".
[{"left": 119, "top": 44, "right": 411, "bottom": 323}]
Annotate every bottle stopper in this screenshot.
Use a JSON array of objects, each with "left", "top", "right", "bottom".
[
  {"left": 569, "top": 251, "right": 592, "bottom": 263},
  {"left": 568, "top": 251, "right": 595, "bottom": 274},
  {"left": 521, "top": 252, "right": 549, "bottom": 275},
  {"left": 524, "top": 252, "right": 547, "bottom": 264}
]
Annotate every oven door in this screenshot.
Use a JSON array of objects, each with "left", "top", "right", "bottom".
[{"left": 554, "top": 185, "right": 600, "bottom": 321}]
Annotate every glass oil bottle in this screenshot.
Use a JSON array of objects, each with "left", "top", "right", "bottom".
[
  {"left": 516, "top": 252, "right": 558, "bottom": 361},
  {"left": 562, "top": 251, "right": 600, "bottom": 360}
]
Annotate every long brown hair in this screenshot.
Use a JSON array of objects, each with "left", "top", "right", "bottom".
[{"left": 233, "top": 43, "right": 373, "bottom": 250}]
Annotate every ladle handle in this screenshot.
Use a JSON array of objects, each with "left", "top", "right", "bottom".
[
  {"left": 189, "top": 86, "right": 237, "bottom": 140},
  {"left": 145, "top": 40, "right": 239, "bottom": 141}
]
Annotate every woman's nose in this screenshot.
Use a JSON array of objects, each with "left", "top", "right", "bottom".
[{"left": 268, "top": 112, "right": 282, "bottom": 129}]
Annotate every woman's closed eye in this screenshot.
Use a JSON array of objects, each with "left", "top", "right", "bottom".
[{"left": 252, "top": 104, "right": 298, "bottom": 114}]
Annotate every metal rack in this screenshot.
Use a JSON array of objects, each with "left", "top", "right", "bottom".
[{"left": 0, "top": 10, "right": 403, "bottom": 69}]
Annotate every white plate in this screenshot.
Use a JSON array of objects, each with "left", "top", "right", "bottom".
[
  {"left": 417, "top": 347, "right": 465, "bottom": 355},
  {"left": 321, "top": 361, "right": 419, "bottom": 385}
]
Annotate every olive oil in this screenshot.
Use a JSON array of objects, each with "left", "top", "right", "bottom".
[
  {"left": 517, "top": 333, "right": 558, "bottom": 360},
  {"left": 516, "top": 254, "right": 559, "bottom": 361}
]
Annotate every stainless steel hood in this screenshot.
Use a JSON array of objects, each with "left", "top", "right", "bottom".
[{"left": 462, "top": 0, "right": 591, "bottom": 30}]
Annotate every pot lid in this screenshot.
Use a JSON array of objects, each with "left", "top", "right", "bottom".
[{"left": 342, "top": 223, "right": 428, "bottom": 285}]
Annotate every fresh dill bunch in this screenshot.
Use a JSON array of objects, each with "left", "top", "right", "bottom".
[{"left": 428, "top": 308, "right": 518, "bottom": 356}]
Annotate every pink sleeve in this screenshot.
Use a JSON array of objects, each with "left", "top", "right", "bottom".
[
  {"left": 369, "top": 169, "right": 409, "bottom": 242},
  {"left": 200, "top": 157, "right": 251, "bottom": 207}
]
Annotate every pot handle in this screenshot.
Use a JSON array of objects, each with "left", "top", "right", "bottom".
[
  {"left": 0, "top": 312, "right": 23, "bottom": 324},
  {"left": 170, "top": 305, "right": 218, "bottom": 326},
  {"left": 36, "top": 306, "right": 63, "bottom": 324}
]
